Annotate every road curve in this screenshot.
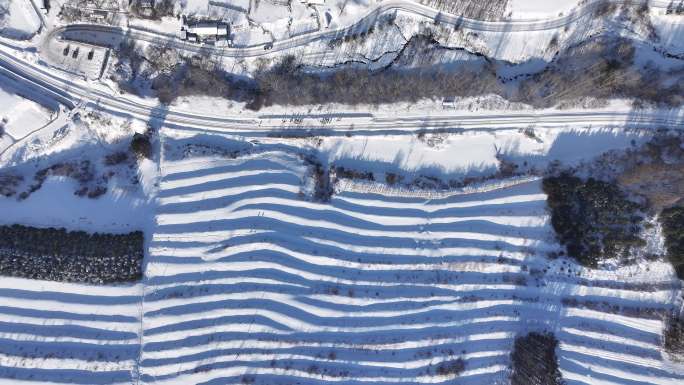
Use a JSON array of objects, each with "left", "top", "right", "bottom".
[{"left": 53, "top": 0, "right": 676, "bottom": 58}]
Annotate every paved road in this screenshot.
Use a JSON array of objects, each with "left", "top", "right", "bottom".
[
  {"left": 1, "top": 0, "right": 682, "bottom": 136},
  {"left": 2, "top": 45, "right": 683, "bottom": 138}
]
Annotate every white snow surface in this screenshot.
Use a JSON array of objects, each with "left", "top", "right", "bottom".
[
  {"left": 0, "top": 276, "right": 143, "bottom": 384},
  {"left": 319, "top": 132, "right": 501, "bottom": 176},
  {"left": 0, "top": 0, "right": 41, "bottom": 39},
  {"left": 0, "top": 178, "right": 153, "bottom": 232},
  {"left": 0, "top": 83, "right": 52, "bottom": 141},
  {"left": 0, "top": 124, "right": 681, "bottom": 383},
  {"left": 131, "top": 128, "right": 683, "bottom": 384},
  {"left": 1, "top": 0, "right": 684, "bottom": 382}
]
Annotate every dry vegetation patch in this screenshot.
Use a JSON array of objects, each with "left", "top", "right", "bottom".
[
  {"left": 659, "top": 206, "right": 684, "bottom": 279},
  {"left": 614, "top": 136, "right": 684, "bottom": 211},
  {"left": 664, "top": 314, "right": 684, "bottom": 361},
  {"left": 542, "top": 174, "right": 646, "bottom": 267},
  {"left": 544, "top": 134, "right": 684, "bottom": 272},
  {"left": 0, "top": 173, "right": 23, "bottom": 197},
  {"left": 510, "top": 332, "right": 564, "bottom": 385},
  {"left": 0, "top": 224, "right": 144, "bottom": 284},
  {"left": 418, "top": 0, "right": 508, "bottom": 21}
]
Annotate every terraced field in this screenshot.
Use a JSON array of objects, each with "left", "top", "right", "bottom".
[
  {"left": 137, "top": 131, "right": 684, "bottom": 385},
  {"left": 0, "top": 132, "right": 682, "bottom": 384}
]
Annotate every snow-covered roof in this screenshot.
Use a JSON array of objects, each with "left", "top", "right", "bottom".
[{"left": 187, "top": 23, "right": 229, "bottom": 36}]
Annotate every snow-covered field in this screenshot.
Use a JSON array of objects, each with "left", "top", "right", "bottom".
[
  {"left": 0, "top": 120, "right": 681, "bottom": 383},
  {"left": 0, "top": 276, "right": 142, "bottom": 383},
  {"left": 126, "top": 128, "right": 683, "bottom": 384},
  {"left": 0, "top": 177, "right": 152, "bottom": 231},
  {"left": 0, "top": 0, "right": 41, "bottom": 39},
  {"left": 0, "top": 83, "right": 54, "bottom": 153},
  {"left": 0, "top": 0, "right": 683, "bottom": 383},
  {"left": 316, "top": 126, "right": 647, "bottom": 179}
]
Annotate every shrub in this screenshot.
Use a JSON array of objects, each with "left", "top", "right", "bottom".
[
  {"left": 664, "top": 315, "right": 684, "bottom": 361},
  {"left": 510, "top": 332, "right": 563, "bottom": 385},
  {"left": 0, "top": 173, "right": 23, "bottom": 197},
  {"left": 385, "top": 172, "right": 401, "bottom": 185},
  {"left": 543, "top": 173, "right": 645, "bottom": 266},
  {"left": 17, "top": 160, "right": 106, "bottom": 200},
  {"left": 312, "top": 162, "right": 332, "bottom": 202},
  {"left": 435, "top": 358, "right": 465, "bottom": 376},
  {"left": 333, "top": 166, "right": 374, "bottom": 182},
  {"left": 659, "top": 206, "right": 684, "bottom": 279},
  {"left": 594, "top": 0, "right": 617, "bottom": 17},
  {"left": 130, "top": 133, "right": 152, "bottom": 159}
]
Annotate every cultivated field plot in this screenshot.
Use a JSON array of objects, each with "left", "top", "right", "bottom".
[
  {"left": 0, "top": 277, "right": 142, "bottom": 383},
  {"left": 139, "top": 131, "right": 684, "bottom": 385}
]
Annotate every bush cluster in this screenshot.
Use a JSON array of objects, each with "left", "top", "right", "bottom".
[
  {"left": 104, "top": 151, "right": 129, "bottom": 166},
  {"left": 659, "top": 206, "right": 684, "bottom": 279},
  {"left": 255, "top": 54, "right": 499, "bottom": 107},
  {"left": 542, "top": 174, "right": 646, "bottom": 267},
  {"left": 0, "top": 224, "right": 144, "bottom": 284},
  {"left": 131, "top": 133, "right": 152, "bottom": 159},
  {"left": 664, "top": 315, "right": 684, "bottom": 361},
  {"left": 129, "top": 0, "right": 175, "bottom": 20},
  {"left": 17, "top": 160, "right": 109, "bottom": 201},
  {"left": 435, "top": 358, "right": 465, "bottom": 376},
  {"left": 510, "top": 332, "right": 564, "bottom": 385},
  {"left": 117, "top": 31, "right": 684, "bottom": 110},
  {"left": 0, "top": 173, "right": 23, "bottom": 197},
  {"left": 307, "top": 158, "right": 332, "bottom": 202},
  {"left": 333, "top": 166, "right": 374, "bottom": 182},
  {"left": 666, "top": 1, "right": 684, "bottom": 15}
]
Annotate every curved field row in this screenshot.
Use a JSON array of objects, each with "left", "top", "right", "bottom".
[{"left": 140, "top": 144, "right": 682, "bottom": 385}]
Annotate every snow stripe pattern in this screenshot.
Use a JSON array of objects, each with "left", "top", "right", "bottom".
[
  {"left": 0, "top": 278, "right": 142, "bottom": 383},
  {"left": 141, "top": 146, "right": 683, "bottom": 385}
]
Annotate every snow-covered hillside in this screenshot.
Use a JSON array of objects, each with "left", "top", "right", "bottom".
[{"left": 133, "top": 129, "right": 683, "bottom": 384}]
